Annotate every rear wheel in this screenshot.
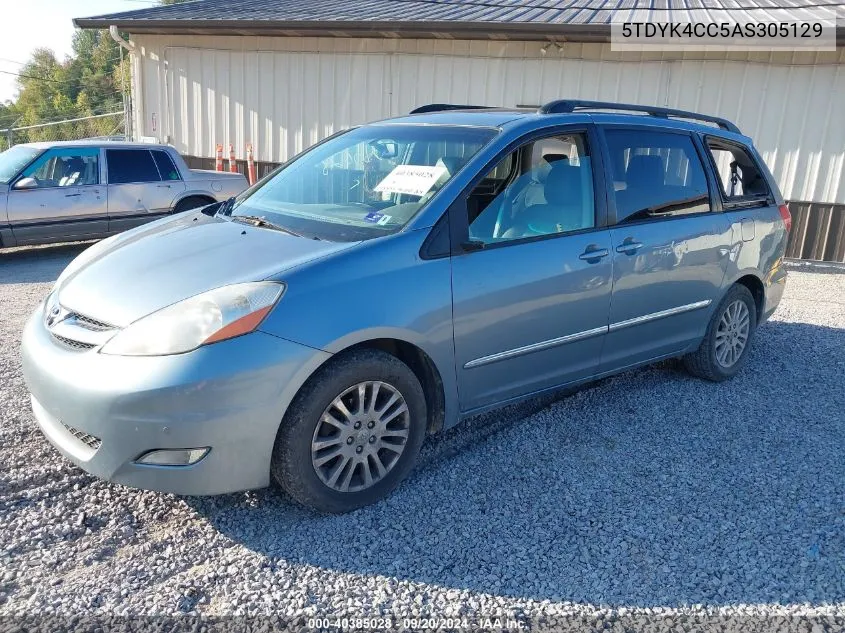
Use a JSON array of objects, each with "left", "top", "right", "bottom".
[
  {"left": 684, "top": 284, "right": 757, "bottom": 382},
  {"left": 172, "top": 196, "right": 215, "bottom": 214},
  {"left": 271, "top": 349, "right": 426, "bottom": 513}
]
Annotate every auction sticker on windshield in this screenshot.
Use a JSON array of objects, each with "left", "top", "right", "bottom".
[{"left": 374, "top": 165, "right": 447, "bottom": 197}]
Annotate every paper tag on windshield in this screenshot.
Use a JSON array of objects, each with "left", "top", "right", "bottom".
[{"left": 374, "top": 165, "right": 447, "bottom": 197}]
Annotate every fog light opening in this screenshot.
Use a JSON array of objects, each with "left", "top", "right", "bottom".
[{"left": 135, "top": 448, "right": 210, "bottom": 466}]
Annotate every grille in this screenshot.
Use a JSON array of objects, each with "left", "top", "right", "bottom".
[
  {"left": 51, "top": 334, "right": 96, "bottom": 351},
  {"left": 73, "top": 313, "right": 114, "bottom": 332},
  {"left": 61, "top": 423, "right": 102, "bottom": 450}
]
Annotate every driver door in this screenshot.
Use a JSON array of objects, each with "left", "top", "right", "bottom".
[
  {"left": 8, "top": 146, "right": 107, "bottom": 245},
  {"left": 451, "top": 126, "right": 614, "bottom": 412}
]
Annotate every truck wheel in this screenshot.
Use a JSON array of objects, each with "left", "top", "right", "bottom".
[
  {"left": 684, "top": 284, "right": 757, "bottom": 382},
  {"left": 271, "top": 349, "right": 427, "bottom": 513},
  {"left": 172, "top": 196, "right": 215, "bottom": 214}
]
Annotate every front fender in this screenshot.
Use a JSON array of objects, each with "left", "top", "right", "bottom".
[{"left": 259, "top": 230, "right": 461, "bottom": 430}]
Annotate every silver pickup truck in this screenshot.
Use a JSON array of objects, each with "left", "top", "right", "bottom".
[{"left": 0, "top": 141, "right": 248, "bottom": 248}]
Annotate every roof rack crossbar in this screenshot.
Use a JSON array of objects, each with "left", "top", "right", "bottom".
[
  {"left": 409, "top": 103, "right": 491, "bottom": 114},
  {"left": 538, "top": 100, "right": 741, "bottom": 134}
]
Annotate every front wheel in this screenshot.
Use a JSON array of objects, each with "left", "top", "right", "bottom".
[
  {"left": 684, "top": 284, "right": 757, "bottom": 382},
  {"left": 271, "top": 349, "right": 426, "bottom": 513}
]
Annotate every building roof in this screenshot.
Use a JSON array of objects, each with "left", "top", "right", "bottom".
[{"left": 74, "top": 0, "right": 844, "bottom": 42}]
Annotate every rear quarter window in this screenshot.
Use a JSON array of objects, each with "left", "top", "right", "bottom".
[
  {"left": 704, "top": 137, "right": 770, "bottom": 202},
  {"left": 151, "top": 151, "right": 181, "bottom": 181}
]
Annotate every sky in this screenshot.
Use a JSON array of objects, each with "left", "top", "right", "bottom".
[{"left": 0, "top": 0, "right": 161, "bottom": 103}]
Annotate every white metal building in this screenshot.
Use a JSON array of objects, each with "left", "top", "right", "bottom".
[{"left": 76, "top": 0, "right": 845, "bottom": 261}]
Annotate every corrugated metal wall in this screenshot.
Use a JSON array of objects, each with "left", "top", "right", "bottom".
[
  {"left": 131, "top": 35, "right": 845, "bottom": 260},
  {"left": 131, "top": 35, "right": 845, "bottom": 206}
]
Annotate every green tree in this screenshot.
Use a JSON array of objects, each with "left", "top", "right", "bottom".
[{"left": 4, "top": 28, "right": 128, "bottom": 143}]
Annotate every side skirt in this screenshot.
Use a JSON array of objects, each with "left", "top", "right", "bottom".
[{"left": 456, "top": 345, "right": 699, "bottom": 423}]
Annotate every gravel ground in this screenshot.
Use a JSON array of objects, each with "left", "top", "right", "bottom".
[{"left": 1, "top": 243, "right": 843, "bottom": 631}]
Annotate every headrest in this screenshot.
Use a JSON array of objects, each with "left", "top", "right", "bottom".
[
  {"left": 543, "top": 153, "right": 569, "bottom": 165},
  {"left": 435, "top": 156, "right": 464, "bottom": 178},
  {"left": 544, "top": 163, "right": 583, "bottom": 206},
  {"left": 626, "top": 154, "right": 665, "bottom": 188},
  {"left": 65, "top": 157, "right": 85, "bottom": 171}
]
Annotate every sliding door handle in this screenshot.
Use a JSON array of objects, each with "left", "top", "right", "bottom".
[
  {"left": 615, "top": 240, "right": 643, "bottom": 255},
  {"left": 579, "top": 246, "right": 609, "bottom": 262}
]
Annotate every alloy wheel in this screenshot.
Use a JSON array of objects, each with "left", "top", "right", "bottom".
[
  {"left": 715, "top": 299, "right": 751, "bottom": 368},
  {"left": 311, "top": 381, "right": 410, "bottom": 493}
]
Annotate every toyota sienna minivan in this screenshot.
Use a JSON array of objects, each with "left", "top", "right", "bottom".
[{"left": 21, "top": 101, "right": 790, "bottom": 513}]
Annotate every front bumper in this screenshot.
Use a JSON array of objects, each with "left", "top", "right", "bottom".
[{"left": 20, "top": 308, "right": 330, "bottom": 495}]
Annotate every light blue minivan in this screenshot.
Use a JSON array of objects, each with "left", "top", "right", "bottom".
[{"left": 21, "top": 101, "right": 790, "bottom": 512}]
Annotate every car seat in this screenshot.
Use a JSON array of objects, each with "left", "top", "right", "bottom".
[
  {"left": 58, "top": 157, "right": 86, "bottom": 187},
  {"left": 502, "top": 163, "right": 585, "bottom": 238},
  {"left": 615, "top": 154, "right": 665, "bottom": 218}
]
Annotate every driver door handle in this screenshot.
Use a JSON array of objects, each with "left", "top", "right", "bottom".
[
  {"left": 64, "top": 193, "right": 81, "bottom": 198},
  {"left": 579, "top": 246, "right": 609, "bottom": 262}
]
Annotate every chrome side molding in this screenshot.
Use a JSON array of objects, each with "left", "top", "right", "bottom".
[
  {"left": 464, "top": 325, "right": 608, "bottom": 369},
  {"left": 464, "top": 299, "right": 712, "bottom": 369},
  {"left": 607, "top": 300, "right": 712, "bottom": 332}
]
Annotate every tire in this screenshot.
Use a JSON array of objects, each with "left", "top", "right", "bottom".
[
  {"left": 271, "top": 349, "right": 427, "bottom": 513},
  {"left": 683, "top": 284, "right": 757, "bottom": 382},
  {"left": 172, "top": 196, "right": 215, "bottom": 214}
]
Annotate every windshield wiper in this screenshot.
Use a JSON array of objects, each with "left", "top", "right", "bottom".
[{"left": 231, "top": 215, "right": 312, "bottom": 239}]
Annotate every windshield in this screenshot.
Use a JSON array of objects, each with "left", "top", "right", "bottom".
[
  {"left": 229, "top": 124, "right": 498, "bottom": 241},
  {"left": 0, "top": 146, "right": 42, "bottom": 185}
]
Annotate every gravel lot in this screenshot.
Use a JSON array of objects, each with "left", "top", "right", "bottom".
[{"left": 1, "top": 243, "right": 843, "bottom": 631}]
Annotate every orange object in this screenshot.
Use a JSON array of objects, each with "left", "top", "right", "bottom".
[
  {"left": 246, "top": 143, "right": 257, "bottom": 186},
  {"left": 215, "top": 144, "right": 224, "bottom": 172},
  {"left": 228, "top": 144, "right": 237, "bottom": 173}
]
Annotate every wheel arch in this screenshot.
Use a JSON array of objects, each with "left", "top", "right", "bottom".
[
  {"left": 731, "top": 273, "right": 765, "bottom": 324},
  {"left": 173, "top": 192, "right": 217, "bottom": 212},
  {"left": 330, "top": 338, "right": 447, "bottom": 436}
]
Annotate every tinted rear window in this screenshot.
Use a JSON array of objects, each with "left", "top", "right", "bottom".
[
  {"left": 106, "top": 149, "right": 161, "bottom": 184},
  {"left": 152, "top": 150, "right": 181, "bottom": 181}
]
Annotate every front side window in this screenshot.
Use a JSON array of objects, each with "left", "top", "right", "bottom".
[
  {"left": 468, "top": 133, "right": 595, "bottom": 244},
  {"left": 0, "top": 145, "right": 41, "bottom": 184},
  {"left": 605, "top": 129, "right": 710, "bottom": 223},
  {"left": 107, "top": 149, "right": 161, "bottom": 184},
  {"left": 229, "top": 125, "right": 497, "bottom": 241},
  {"left": 19, "top": 148, "right": 99, "bottom": 188},
  {"left": 705, "top": 139, "right": 769, "bottom": 201}
]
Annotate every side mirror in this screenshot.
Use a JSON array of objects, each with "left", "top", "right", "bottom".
[
  {"left": 200, "top": 201, "right": 223, "bottom": 216},
  {"left": 13, "top": 177, "right": 38, "bottom": 190}
]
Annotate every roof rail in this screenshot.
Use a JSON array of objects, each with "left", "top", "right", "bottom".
[
  {"left": 538, "top": 100, "right": 741, "bottom": 134},
  {"left": 409, "top": 103, "right": 490, "bottom": 114}
]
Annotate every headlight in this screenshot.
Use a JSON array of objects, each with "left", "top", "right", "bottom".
[
  {"left": 100, "top": 282, "right": 285, "bottom": 356},
  {"left": 43, "top": 289, "right": 60, "bottom": 317}
]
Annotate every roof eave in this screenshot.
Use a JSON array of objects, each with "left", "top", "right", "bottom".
[{"left": 72, "top": 18, "right": 612, "bottom": 42}]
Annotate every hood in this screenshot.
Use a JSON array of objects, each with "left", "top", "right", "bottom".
[{"left": 57, "top": 213, "right": 356, "bottom": 327}]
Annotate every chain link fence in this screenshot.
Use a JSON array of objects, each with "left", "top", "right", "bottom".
[{"left": 1, "top": 112, "right": 126, "bottom": 152}]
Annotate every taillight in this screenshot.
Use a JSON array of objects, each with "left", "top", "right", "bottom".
[{"left": 778, "top": 204, "right": 792, "bottom": 232}]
